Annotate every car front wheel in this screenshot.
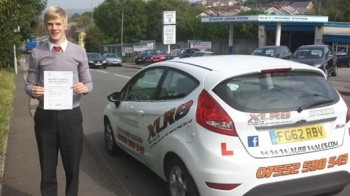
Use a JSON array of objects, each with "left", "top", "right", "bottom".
[
  {"left": 166, "top": 157, "right": 199, "bottom": 196},
  {"left": 104, "top": 120, "right": 121, "bottom": 155}
]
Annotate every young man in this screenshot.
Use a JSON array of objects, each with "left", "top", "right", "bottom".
[{"left": 25, "top": 6, "right": 93, "bottom": 196}]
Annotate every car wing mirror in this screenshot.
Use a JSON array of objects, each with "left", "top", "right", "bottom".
[{"left": 107, "top": 92, "right": 121, "bottom": 107}]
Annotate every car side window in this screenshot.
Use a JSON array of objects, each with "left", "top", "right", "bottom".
[
  {"left": 122, "top": 68, "right": 164, "bottom": 101},
  {"left": 157, "top": 70, "right": 198, "bottom": 100}
]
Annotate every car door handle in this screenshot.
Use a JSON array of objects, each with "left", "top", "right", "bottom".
[{"left": 135, "top": 109, "right": 144, "bottom": 116}]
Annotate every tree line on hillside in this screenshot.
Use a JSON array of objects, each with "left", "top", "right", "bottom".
[{"left": 1, "top": 0, "right": 349, "bottom": 69}]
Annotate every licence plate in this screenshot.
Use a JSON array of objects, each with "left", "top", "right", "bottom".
[
  {"left": 269, "top": 124, "right": 326, "bottom": 144},
  {"left": 96, "top": 63, "right": 101, "bottom": 65}
]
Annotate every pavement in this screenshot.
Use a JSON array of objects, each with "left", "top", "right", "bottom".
[{"left": 1, "top": 56, "right": 349, "bottom": 196}]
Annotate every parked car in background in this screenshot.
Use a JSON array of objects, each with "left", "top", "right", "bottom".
[
  {"left": 87, "top": 52, "right": 107, "bottom": 69},
  {"left": 103, "top": 55, "right": 350, "bottom": 196},
  {"left": 251, "top": 45, "right": 292, "bottom": 59},
  {"left": 150, "top": 50, "right": 172, "bottom": 63},
  {"left": 103, "top": 53, "right": 122, "bottom": 66},
  {"left": 335, "top": 51, "right": 350, "bottom": 67},
  {"left": 290, "top": 44, "right": 337, "bottom": 77},
  {"left": 191, "top": 51, "right": 214, "bottom": 57},
  {"left": 134, "top": 49, "right": 163, "bottom": 64},
  {"left": 168, "top": 48, "right": 200, "bottom": 59}
]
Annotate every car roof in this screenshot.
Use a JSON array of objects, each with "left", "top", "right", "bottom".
[
  {"left": 255, "top": 45, "right": 288, "bottom": 49},
  {"left": 297, "top": 44, "right": 329, "bottom": 48},
  {"left": 152, "top": 55, "right": 322, "bottom": 74}
]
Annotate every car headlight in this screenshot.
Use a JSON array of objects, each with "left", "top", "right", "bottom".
[
  {"left": 89, "top": 61, "right": 94, "bottom": 63},
  {"left": 103, "top": 61, "right": 106, "bottom": 63}
]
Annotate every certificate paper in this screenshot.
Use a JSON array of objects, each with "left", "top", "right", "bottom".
[{"left": 44, "top": 71, "right": 73, "bottom": 110}]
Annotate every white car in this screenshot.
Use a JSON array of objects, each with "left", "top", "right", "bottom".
[
  {"left": 103, "top": 53, "right": 123, "bottom": 66},
  {"left": 103, "top": 55, "right": 350, "bottom": 196}
]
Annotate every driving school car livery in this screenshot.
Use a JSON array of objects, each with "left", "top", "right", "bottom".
[
  {"left": 248, "top": 112, "right": 291, "bottom": 126},
  {"left": 256, "top": 153, "right": 348, "bottom": 178},
  {"left": 147, "top": 100, "right": 194, "bottom": 145},
  {"left": 260, "top": 141, "right": 339, "bottom": 156}
]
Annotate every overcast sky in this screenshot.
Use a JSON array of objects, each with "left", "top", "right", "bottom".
[
  {"left": 46, "top": 0, "right": 196, "bottom": 10},
  {"left": 46, "top": 0, "right": 105, "bottom": 10}
]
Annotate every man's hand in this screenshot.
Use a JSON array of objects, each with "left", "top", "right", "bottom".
[
  {"left": 31, "top": 86, "right": 44, "bottom": 98},
  {"left": 72, "top": 82, "right": 89, "bottom": 95}
]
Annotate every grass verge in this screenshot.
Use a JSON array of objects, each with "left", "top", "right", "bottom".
[{"left": 0, "top": 68, "right": 16, "bottom": 181}]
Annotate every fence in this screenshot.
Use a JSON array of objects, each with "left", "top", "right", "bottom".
[{"left": 99, "top": 38, "right": 258, "bottom": 57}]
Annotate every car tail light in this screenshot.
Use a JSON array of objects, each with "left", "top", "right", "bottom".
[
  {"left": 196, "top": 90, "right": 237, "bottom": 136},
  {"left": 205, "top": 182, "right": 240, "bottom": 190},
  {"left": 340, "top": 94, "right": 350, "bottom": 123}
]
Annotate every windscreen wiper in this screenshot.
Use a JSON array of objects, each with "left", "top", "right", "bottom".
[{"left": 297, "top": 94, "right": 334, "bottom": 113}]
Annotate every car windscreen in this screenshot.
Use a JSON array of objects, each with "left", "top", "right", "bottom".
[
  {"left": 88, "top": 53, "right": 102, "bottom": 59},
  {"left": 252, "top": 48, "right": 276, "bottom": 57},
  {"left": 106, "top": 54, "right": 118, "bottom": 58},
  {"left": 213, "top": 71, "right": 339, "bottom": 113}
]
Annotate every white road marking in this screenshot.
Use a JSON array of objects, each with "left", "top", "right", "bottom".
[
  {"left": 115, "top": 74, "right": 131, "bottom": 79},
  {"left": 96, "top": 70, "right": 108, "bottom": 73}
]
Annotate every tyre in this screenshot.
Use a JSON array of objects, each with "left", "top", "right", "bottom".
[
  {"left": 104, "top": 120, "right": 121, "bottom": 155},
  {"left": 331, "top": 65, "right": 338, "bottom": 76},
  {"left": 165, "top": 157, "right": 199, "bottom": 196}
]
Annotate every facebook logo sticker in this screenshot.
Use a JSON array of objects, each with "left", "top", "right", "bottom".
[{"left": 248, "top": 136, "right": 259, "bottom": 147}]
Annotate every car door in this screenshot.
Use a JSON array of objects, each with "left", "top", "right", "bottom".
[
  {"left": 113, "top": 68, "right": 165, "bottom": 162},
  {"left": 136, "top": 69, "right": 199, "bottom": 168}
]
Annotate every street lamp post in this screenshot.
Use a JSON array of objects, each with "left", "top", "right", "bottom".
[{"left": 121, "top": 6, "right": 124, "bottom": 46}]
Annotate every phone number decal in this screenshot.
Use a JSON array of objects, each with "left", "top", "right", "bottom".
[{"left": 256, "top": 153, "right": 348, "bottom": 179}]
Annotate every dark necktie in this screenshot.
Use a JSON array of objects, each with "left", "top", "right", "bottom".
[{"left": 53, "top": 46, "right": 61, "bottom": 52}]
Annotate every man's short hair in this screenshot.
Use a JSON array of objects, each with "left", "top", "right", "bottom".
[{"left": 44, "top": 6, "right": 68, "bottom": 24}]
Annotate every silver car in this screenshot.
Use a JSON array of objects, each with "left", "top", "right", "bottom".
[{"left": 103, "top": 53, "right": 123, "bottom": 66}]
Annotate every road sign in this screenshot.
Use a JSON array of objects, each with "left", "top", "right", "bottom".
[
  {"left": 163, "top": 11, "right": 176, "bottom": 25},
  {"left": 163, "top": 25, "right": 176, "bottom": 45}
]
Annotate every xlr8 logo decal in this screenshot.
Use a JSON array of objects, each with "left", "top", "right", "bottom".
[{"left": 147, "top": 100, "right": 193, "bottom": 144}]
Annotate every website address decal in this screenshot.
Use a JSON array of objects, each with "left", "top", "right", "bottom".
[{"left": 261, "top": 141, "right": 339, "bottom": 156}]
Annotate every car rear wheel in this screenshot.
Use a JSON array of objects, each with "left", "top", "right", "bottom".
[
  {"left": 165, "top": 157, "right": 199, "bottom": 196},
  {"left": 104, "top": 120, "right": 121, "bottom": 155}
]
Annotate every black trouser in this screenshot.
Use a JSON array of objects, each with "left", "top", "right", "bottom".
[{"left": 34, "top": 107, "right": 83, "bottom": 196}]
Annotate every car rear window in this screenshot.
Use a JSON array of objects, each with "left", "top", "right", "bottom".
[
  {"left": 213, "top": 71, "right": 339, "bottom": 113},
  {"left": 293, "top": 48, "right": 324, "bottom": 58}
]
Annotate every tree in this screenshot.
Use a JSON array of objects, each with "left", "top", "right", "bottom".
[
  {"left": 146, "top": 0, "right": 191, "bottom": 42},
  {"left": 93, "top": 0, "right": 148, "bottom": 44},
  {"left": 84, "top": 25, "right": 110, "bottom": 52},
  {"left": 233, "top": 9, "right": 265, "bottom": 39},
  {"left": 324, "top": 0, "right": 350, "bottom": 22},
  {"left": 0, "top": 0, "right": 46, "bottom": 69}
]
